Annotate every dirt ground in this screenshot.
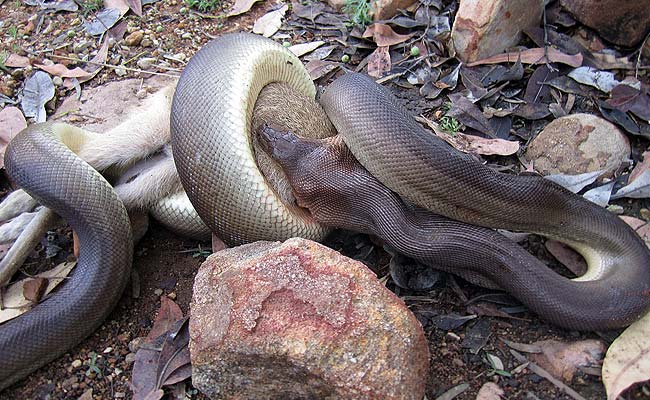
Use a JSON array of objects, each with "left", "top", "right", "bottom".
[{"left": 1, "top": 0, "right": 650, "bottom": 398}]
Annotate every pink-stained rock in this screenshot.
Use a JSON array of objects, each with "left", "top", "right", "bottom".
[
  {"left": 525, "top": 113, "right": 630, "bottom": 178},
  {"left": 451, "top": 0, "right": 544, "bottom": 62},
  {"left": 190, "top": 238, "right": 429, "bottom": 400},
  {"left": 560, "top": 0, "right": 650, "bottom": 47}
]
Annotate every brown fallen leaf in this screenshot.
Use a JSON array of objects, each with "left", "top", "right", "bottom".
[
  {"left": 227, "top": 0, "right": 262, "bottom": 17},
  {"left": 544, "top": 240, "right": 587, "bottom": 276},
  {"left": 23, "top": 277, "right": 48, "bottom": 303},
  {"left": 362, "top": 23, "right": 414, "bottom": 47},
  {"left": 3, "top": 53, "right": 31, "bottom": 68},
  {"left": 629, "top": 151, "right": 650, "bottom": 183},
  {"left": 104, "top": 0, "right": 130, "bottom": 15},
  {"left": 367, "top": 46, "right": 391, "bottom": 78},
  {"left": 0, "top": 107, "right": 27, "bottom": 169},
  {"left": 528, "top": 339, "right": 605, "bottom": 382},
  {"left": 36, "top": 63, "right": 94, "bottom": 79},
  {"left": 467, "top": 48, "right": 583, "bottom": 68},
  {"left": 132, "top": 300, "right": 191, "bottom": 400},
  {"left": 288, "top": 41, "right": 325, "bottom": 57},
  {"left": 252, "top": 4, "right": 288, "bottom": 37},
  {"left": 620, "top": 216, "right": 650, "bottom": 247},
  {"left": 146, "top": 296, "right": 184, "bottom": 341},
  {"left": 417, "top": 116, "right": 519, "bottom": 156},
  {"left": 0, "top": 261, "right": 77, "bottom": 324},
  {"left": 304, "top": 60, "right": 339, "bottom": 81},
  {"left": 602, "top": 311, "right": 650, "bottom": 400}
]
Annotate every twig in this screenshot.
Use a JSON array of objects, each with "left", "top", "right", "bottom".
[
  {"left": 48, "top": 54, "right": 180, "bottom": 78},
  {"left": 0, "top": 208, "right": 60, "bottom": 287},
  {"left": 635, "top": 32, "right": 650, "bottom": 79},
  {"left": 510, "top": 349, "right": 588, "bottom": 400}
]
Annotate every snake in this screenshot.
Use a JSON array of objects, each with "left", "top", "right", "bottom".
[{"left": 1, "top": 31, "right": 649, "bottom": 390}]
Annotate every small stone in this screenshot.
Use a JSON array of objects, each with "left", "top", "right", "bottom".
[
  {"left": 136, "top": 88, "right": 148, "bottom": 99},
  {"left": 136, "top": 57, "right": 156, "bottom": 70},
  {"left": 155, "top": 25, "right": 163, "bottom": 33},
  {"left": 154, "top": 288, "right": 163, "bottom": 296},
  {"left": 525, "top": 113, "right": 630, "bottom": 178},
  {"left": 115, "top": 392, "right": 126, "bottom": 398},
  {"left": 52, "top": 76, "right": 63, "bottom": 86},
  {"left": 124, "top": 30, "right": 144, "bottom": 46},
  {"left": 128, "top": 336, "right": 146, "bottom": 353},
  {"left": 607, "top": 204, "right": 624, "bottom": 214},
  {"left": 451, "top": 0, "right": 544, "bottom": 62},
  {"left": 103, "top": 347, "right": 113, "bottom": 354},
  {"left": 141, "top": 38, "right": 153, "bottom": 47},
  {"left": 172, "top": 52, "right": 186, "bottom": 61},
  {"left": 114, "top": 368, "right": 123, "bottom": 376},
  {"left": 640, "top": 208, "right": 650, "bottom": 220},
  {"left": 181, "top": 32, "right": 192, "bottom": 40},
  {"left": 73, "top": 41, "right": 91, "bottom": 53},
  {"left": 71, "top": 359, "right": 83, "bottom": 368},
  {"left": 167, "top": 292, "right": 177, "bottom": 300},
  {"left": 179, "top": 6, "right": 187, "bottom": 13},
  {"left": 114, "top": 66, "right": 127, "bottom": 76},
  {"left": 62, "top": 376, "right": 78, "bottom": 389},
  {"left": 125, "top": 352, "right": 137, "bottom": 365}
]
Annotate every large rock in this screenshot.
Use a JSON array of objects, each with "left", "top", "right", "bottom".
[
  {"left": 525, "top": 113, "right": 630, "bottom": 177},
  {"left": 451, "top": 0, "right": 544, "bottom": 62},
  {"left": 560, "top": 0, "right": 650, "bottom": 47},
  {"left": 190, "top": 238, "right": 429, "bottom": 399}
]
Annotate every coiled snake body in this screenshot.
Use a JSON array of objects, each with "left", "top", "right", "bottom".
[{"left": 1, "top": 32, "right": 650, "bottom": 389}]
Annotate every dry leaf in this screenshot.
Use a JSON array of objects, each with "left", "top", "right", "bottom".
[
  {"left": 620, "top": 216, "right": 650, "bottom": 247},
  {"left": 545, "top": 170, "right": 603, "bottom": 193},
  {"left": 467, "top": 48, "right": 583, "bottom": 68},
  {"left": 304, "top": 60, "right": 339, "bottom": 80},
  {"left": 612, "top": 170, "right": 650, "bottom": 199},
  {"left": 252, "top": 4, "right": 288, "bottom": 37},
  {"left": 630, "top": 151, "right": 650, "bottom": 183},
  {"left": 23, "top": 277, "right": 48, "bottom": 303},
  {"left": 529, "top": 339, "right": 605, "bottom": 382},
  {"left": 288, "top": 41, "right": 325, "bottom": 57},
  {"left": 146, "top": 296, "right": 184, "bottom": 341},
  {"left": 227, "top": 0, "right": 262, "bottom": 17},
  {"left": 0, "top": 107, "right": 27, "bottom": 169},
  {"left": 367, "top": 46, "right": 391, "bottom": 78},
  {"left": 21, "top": 71, "right": 55, "bottom": 123},
  {"left": 4, "top": 53, "right": 31, "bottom": 68},
  {"left": 0, "top": 261, "right": 77, "bottom": 324},
  {"left": 36, "top": 63, "right": 93, "bottom": 79},
  {"left": 362, "top": 23, "right": 414, "bottom": 47},
  {"left": 602, "top": 311, "right": 650, "bottom": 400},
  {"left": 104, "top": 0, "right": 130, "bottom": 15},
  {"left": 417, "top": 117, "right": 518, "bottom": 156},
  {"left": 544, "top": 240, "right": 587, "bottom": 276},
  {"left": 476, "top": 382, "right": 504, "bottom": 399}
]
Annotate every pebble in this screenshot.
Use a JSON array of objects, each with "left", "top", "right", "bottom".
[
  {"left": 128, "top": 336, "right": 146, "bottom": 353},
  {"left": 125, "top": 352, "right": 137, "bottom": 365},
  {"left": 136, "top": 57, "right": 156, "bottom": 70},
  {"left": 71, "top": 359, "right": 83, "bottom": 368},
  {"left": 103, "top": 346, "right": 113, "bottom": 353},
  {"left": 53, "top": 76, "right": 63, "bottom": 86},
  {"left": 640, "top": 208, "right": 650, "bottom": 220},
  {"left": 115, "top": 392, "right": 126, "bottom": 398},
  {"left": 125, "top": 30, "right": 144, "bottom": 46},
  {"left": 62, "top": 376, "right": 78, "bottom": 388},
  {"left": 607, "top": 204, "right": 624, "bottom": 214},
  {"left": 73, "top": 41, "right": 90, "bottom": 53},
  {"left": 167, "top": 292, "right": 177, "bottom": 300},
  {"left": 141, "top": 38, "right": 153, "bottom": 47},
  {"left": 114, "top": 66, "right": 127, "bottom": 76},
  {"left": 172, "top": 52, "right": 186, "bottom": 61},
  {"left": 154, "top": 288, "right": 163, "bottom": 295},
  {"left": 181, "top": 32, "right": 192, "bottom": 40}
]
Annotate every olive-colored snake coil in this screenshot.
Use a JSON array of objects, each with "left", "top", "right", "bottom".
[{"left": 1, "top": 32, "right": 649, "bottom": 390}]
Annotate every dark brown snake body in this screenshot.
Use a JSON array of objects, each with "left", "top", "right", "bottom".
[{"left": 1, "top": 32, "right": 649, "bottom": 390}]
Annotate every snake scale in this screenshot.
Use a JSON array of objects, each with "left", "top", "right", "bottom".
[{"left": 1, "top": 32, "right": 649, "bottom": 389}]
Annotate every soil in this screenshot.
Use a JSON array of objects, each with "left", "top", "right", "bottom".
[{"left": 1, "top": 0, "right": 650, "bottom": 399}]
